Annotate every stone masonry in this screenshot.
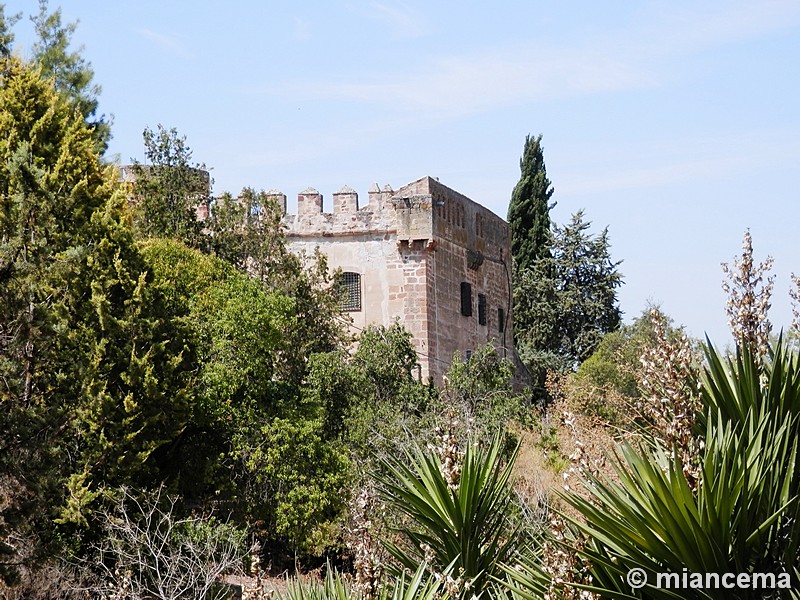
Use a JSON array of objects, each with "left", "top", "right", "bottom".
[{"left": 281, "top": 176, "right": 518, "bottom": 384}]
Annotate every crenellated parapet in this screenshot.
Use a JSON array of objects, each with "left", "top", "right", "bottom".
[
  {"left": 279, "top": 176, "right": 508, "bottom": 250},
  {"left": 282, "top": 182, "right": 403, "bottom": 238}
]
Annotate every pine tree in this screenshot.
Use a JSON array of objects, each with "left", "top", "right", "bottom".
[
  {"left": 552, "top": 210, "right": 623, "bottom": 363},
  {"left": 0, "top": 4, "right": 20, "bottom": 58},
  {"left": 30, "top": 0, "right": 110, "bottom": 152},
  {"left": 514, "top": 211, "right": 622, "bottom": 376},
  {"left": 507, "top": 134, "right": 555, "bottom": 272}
]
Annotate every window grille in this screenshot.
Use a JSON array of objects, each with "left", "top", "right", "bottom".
[{"left": 336, "top": 272, "right": 362, "bottom": 312}]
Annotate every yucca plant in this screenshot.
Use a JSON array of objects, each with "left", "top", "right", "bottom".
[
  {"left": 376, "top": 434, "right": 527, "bottom": 598},
  {"left": 497, "top": 548, "right": 551, "bottom": 600},
  {"left": 700, "top": 338, "right": 800, "bottom": 571},
  {"left": 505, "top": 338, "right": 800, "bottom": 599},
  {"left": 280, "top": 566, "right": 353, "bottom": 600},
  {"left": 276, "top": 563, "right": 444, "bottom": 600}
]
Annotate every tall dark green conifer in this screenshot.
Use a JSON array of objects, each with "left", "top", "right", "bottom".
[{"left": 507, "top": 134, "right": 555, "bottom": 272}]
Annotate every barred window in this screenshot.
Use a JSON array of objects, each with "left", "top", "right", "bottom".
[
  {"left": 336, "top": 272, "right": 362, "bottom": 312},
  {"left": 478, "top": 294, "right": 487, "bottom": 326}
]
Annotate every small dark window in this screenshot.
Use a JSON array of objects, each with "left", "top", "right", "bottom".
[
  {"left": 498, "top": 307, "right": 505, "bottom": 333},
  {"left": 478, "top": 294, "right": 487, "bottom": 326},
  {"left": 460, "top": 282, "right": 472, "bottom": 317},
  {"left": 336, "top": 272, "right": 362, "bottom": 312}
]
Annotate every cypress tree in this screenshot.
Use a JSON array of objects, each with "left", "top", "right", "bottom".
[
  {"left": 507, "top": 134, "right": 555, "bottom": 272},
  {"left": 0, "top": 57, "right": 192, "bottom": 579}
]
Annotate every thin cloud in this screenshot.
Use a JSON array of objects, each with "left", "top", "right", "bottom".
[
  {"left": 278, "top": 0, "right": 800, "bottom": 121},
  {"left": 134, "top": 28, "right": 192, "bottom": 59},
  {"left": 297, "top": 46, "right": 655, "bottom": 117},
  {"left": 365, "top": 1, "right": 429, "bottom": 38},
  {"left": 238, "top": 114, "right": 424, "bottom": 168},
  {"left": 557, "top": 131, "right": 800, "bottom": 197},
  {"left": 636, "top": 0, "right": 800, "bottom": 58}
]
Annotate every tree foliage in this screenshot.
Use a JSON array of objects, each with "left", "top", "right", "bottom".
[
  {"left": 129, "top": 124, "right": 209, "bottom": 246},
  {"left": 30, "top": 0, "right": 110, "bottom": 152},
  {"left": 205, "top": 187, "right": 345, "bottom": 382},
  {"left": 206, "top": 188, "right": 287, "bottom": 280},
  {"left": 570, "top": 307, "right": 697, "bottom": 425},
  {"left": 508, "top": 133, "right": 555, "bottom": 273},
  {"left": 0, "top": 4, "right": 20, "bottom": 58},
  {"left": 139, "top": 238, "right": 350, "bottom": 561},
  {"left": 0, "top": 57, "right": 192, "bottom": 582},
  {"left": 515, "top": 210, "right": 623, "bottom": 380},
  {"left": 311, "top": 322, "right": 436, "bottom": 464}
]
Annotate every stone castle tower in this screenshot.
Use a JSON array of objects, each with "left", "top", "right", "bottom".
[{"left": 277, "top": 176, "right": 517, "bottom": 383}]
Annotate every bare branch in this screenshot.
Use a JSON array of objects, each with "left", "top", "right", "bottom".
[{"left": 93, "top": 486, "right": 245, "bottom": 600}]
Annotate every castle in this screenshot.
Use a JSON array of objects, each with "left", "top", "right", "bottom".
[
  {"left": 122, "top": 166, "right": 519, "bottom": 383},
  {"left": 269, "top": 176, "right": 517, "bottom": 383}
]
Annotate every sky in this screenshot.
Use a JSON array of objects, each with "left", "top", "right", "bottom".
[{"left": 7, "top": 0, "right": 800, "bottom": 345}]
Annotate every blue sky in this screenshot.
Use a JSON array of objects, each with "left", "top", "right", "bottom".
[{"left": 7, "top": 0, "right": 800, "bottom": 344}]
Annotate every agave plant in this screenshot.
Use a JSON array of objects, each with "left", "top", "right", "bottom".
[
  {"left": 375, "top": 434, "right": 527, "bottom": 598},
  {"left": 506, "top": 338, "right": 800, "bottom": 599}
]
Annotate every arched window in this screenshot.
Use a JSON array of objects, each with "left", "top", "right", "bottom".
[{"left": 336, "top": 272, "right": 362, "bottom": 312}]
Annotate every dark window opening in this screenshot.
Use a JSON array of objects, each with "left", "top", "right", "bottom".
[
  {"left": 460, "top": 282, "right": 472, "bottom": 317},
  {"left": 336, "top": 272, "right": 362, "bottom": 312},
  {"left": 478, "top": 294, "right": 487, "bottom": 326},
  {"left": 498, "top": 307, "right": 505, "bottom": 333}
]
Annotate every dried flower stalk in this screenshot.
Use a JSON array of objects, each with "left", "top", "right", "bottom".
[
  {"left": 721, "top": 230, "right": 774, "bottom": 357},
  {"left": 346, "top": 487, "right": 385, "bottom": 600},
  {"left": 790, "top": 273, "right": 800, "bottom": 334},
  {"left": 636, "top": 309, "right": 701, "bottom": 487}
]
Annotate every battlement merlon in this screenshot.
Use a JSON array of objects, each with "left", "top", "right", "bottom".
[
  {"left": 333, "top": 185, "right": 358, "bottom": 213},
  {"left": 297, "top": 187, "right": 323, "bottom": 215},
  {"left": 265, "top": 189, "right": 287, "bottom": 214}
]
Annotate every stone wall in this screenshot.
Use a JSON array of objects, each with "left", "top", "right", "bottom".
[{"left": 392, "top": 177, "right": 513, "bottom": 383}]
